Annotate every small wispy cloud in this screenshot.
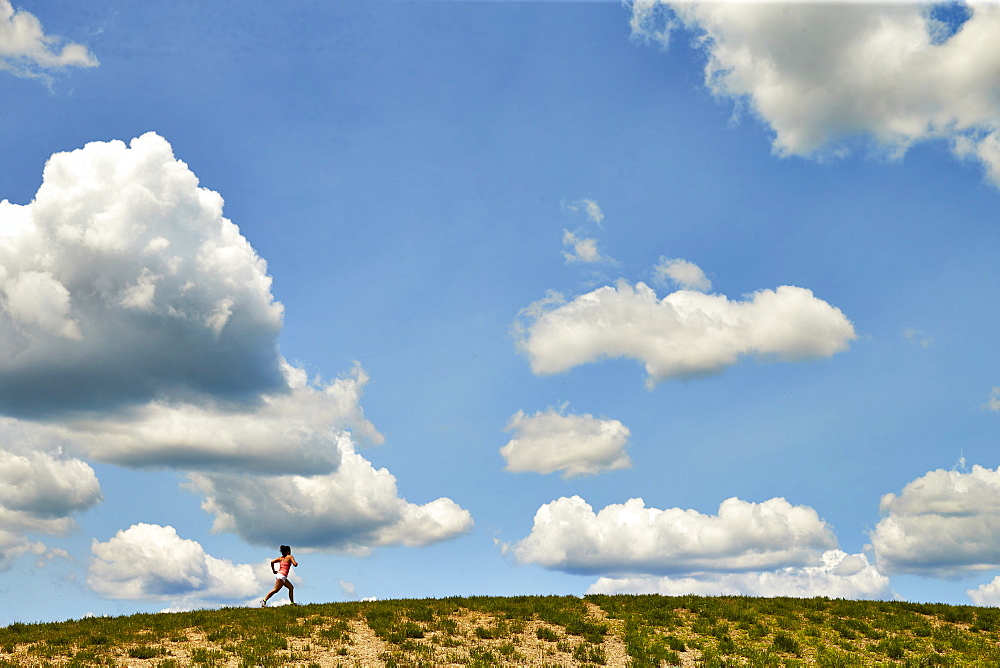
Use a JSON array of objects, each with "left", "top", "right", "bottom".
[
  {"left": 653, "top": 257, "right": 711, "bottom": 292},
  {"left": 561, "top": 230, "right": 613, "bottom": 264},
  {"left": 985, "top": 387, "right": 1000, "bottom": 413},
  {"left": 560, "top": 198, "right": 614, "bottom": 264},
  {"left": 563, "top": 198, "right": 604, "bottom": 227},
  {"left": 0, "top": 0, "right": 99, "bottom": 83},
  {"left": 903, "top": 328, "right": 934, "bottom": 348},
  {"left": 582, "top": 199, "right": 604, "bottom": 226},
  {"left": 337, "top": 579, "right": 356, "bottom": 597}
]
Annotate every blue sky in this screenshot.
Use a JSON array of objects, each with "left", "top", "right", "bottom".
[{"left": 0, "top": 0, "right": 998, "bottom": 624}]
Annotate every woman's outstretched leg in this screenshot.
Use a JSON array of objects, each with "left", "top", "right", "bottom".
[{"left": 262, "top": 579, "right": 282, "bottom": 606}]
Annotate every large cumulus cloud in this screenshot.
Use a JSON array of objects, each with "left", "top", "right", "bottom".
[
  {"left": 629, "top": 1, "right": 1000, "bottom": 186},
  {"left": 515, "top": 279, "right": 854, "bottom": 387},
  {"left": 0, "top": 447, "right": 101, "bottom": 535},
  {"left": 0, "top": 133, "right": 386, "bottom": 475},
  {"left": 510, "top": 494, "right": 891, "bottom": 599},
  {"left": 0, "top": 133, "right": 472, "bottom": 563},
  {"left": 969, "top": 576, "right": 1000, "bottom": 606},
  {"left": 0, "top": 132, "right": 285, "bottom": 417},
  {"left": 60, "top": 362, "right": 381, "bottom": 475},
  {"left": 186, "top": 436, "right": 473, "bottom": 554},
  {"left": 871, "top": 466, "right": 1000, "bottom": 577},
  {"left": 511, "top": 495, "right": 838, "bottom": 575},
  {"left": 88, "top": 523, "right": 271, "bottom": 606},
  {"left": 588, "top": 550, "right": 891, "bottom": 601}
]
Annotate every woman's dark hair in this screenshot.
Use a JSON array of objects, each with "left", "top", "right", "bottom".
[{"left": 280, "top": 545, "right": 291, "bottom": 556}]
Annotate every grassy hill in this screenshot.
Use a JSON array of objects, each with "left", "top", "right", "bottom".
[{"left": 2, "top": 594, "right": 999, "bottom": 666}]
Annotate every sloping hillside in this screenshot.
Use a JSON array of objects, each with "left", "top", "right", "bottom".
[{"left": 2, "top": 594, "right": 999, "bottom": 666}]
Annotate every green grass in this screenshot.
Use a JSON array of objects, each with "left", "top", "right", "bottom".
[
  {"left": 590, "top": 594, "right": 1000, "bottom": 666},
  {"left": 3, "top": 594, "right": 1000, "bottom": 665},
  {"left": 127, "top": 644, "right": 164, "bottom": 658}
]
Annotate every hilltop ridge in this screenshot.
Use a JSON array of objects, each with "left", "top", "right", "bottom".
[{"left": 2, "top": 594, "right": 998, "bottom": 666}]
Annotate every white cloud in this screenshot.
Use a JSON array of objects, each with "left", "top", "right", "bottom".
[
  {"left": 515, "top": 280, "right": 855, "bottom": 387},
  {"left": 903, "top": 327, "right": 935, "bottom": 348},
  {"left": 560, "top": 198, "right": 613, "bottom": 264},
  {"left": 0, "top": 134, "right": 470, "bottom": 562},
  {"left": 0, "top": 134, "right": 389, "bottom": 476},
  {"left": 871, "top": 466, "right": 1000, "bottom": 577},
  {"left": 0, "top": 529, "right": 46, "bottom": 572},
  {"left": 3, "top": 270, "right": 81, "bottom": 339},
  {"left": 0, "top": 0, "right": 98, "bottom": 80},
  {"left": 563, "top": 198, "right": 604, "bottom": 226},
  {"left": 60, "top": 361, "right": 382, "bottom": 475},
  {"left": 0, "top": 132, "right": 285, "bottom": 417},
  {"left": 88, "top": 523, "right": 271, "bottom": 604},
  {"left": 512, "top": 495, "right": 837, "bottom": 575},
  {"left": 969, "top": 576, "right": 1000, "bottom": 606},
  {"left": 653, "top": 257, "right": 711, "bottom": 292},
  {"left": 561, "top": 230, "right": 612, "bottom": 264},
  {"left": 584, "top": 200, "right": 604, "bottom": 225},
  {"left": 985, "top": 387, "right": 1000, "bottom": 412},
  {"left": 500, "top": 407, "right": 631, "bottom": 478},
  {"left": 588, "top": 550, "right": 891, "bottom": 600},
  {"left": 186, "top": 436, "right": 473, "bottom": 554},
  {"left": 338, "top": 579, "right": 356, "bottom": 597},
  {"left": 628, "top": 1, "right": 1000, "bottom": 186},
  {"left": 0, "top": 448, "right": 101, "bottom": 535}
]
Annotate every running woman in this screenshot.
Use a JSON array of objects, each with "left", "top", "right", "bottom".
[{"left": 261, "top": 545, "right": 298, "bottom": 606}]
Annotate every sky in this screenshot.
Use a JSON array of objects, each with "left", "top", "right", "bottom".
[{"left": 0, "top": 0, "right": 998, "bottom": 625}]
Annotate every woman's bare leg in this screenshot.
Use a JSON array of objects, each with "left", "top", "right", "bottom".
[
  {"left": 284, "top": 579, "right": 295, "bottom": 604},
  {"left": 263, "top": 579, "right": 283, "bottom": 604}
]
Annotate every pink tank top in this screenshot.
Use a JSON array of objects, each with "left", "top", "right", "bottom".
[{"left": 278, "top": 559, "right": 291, "bottom": 576}]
